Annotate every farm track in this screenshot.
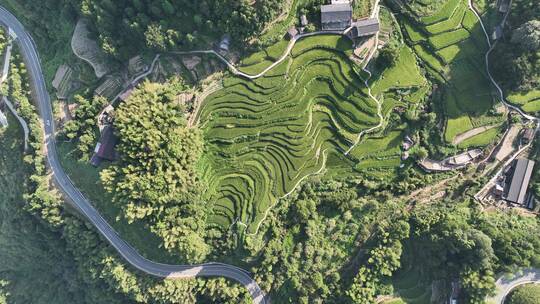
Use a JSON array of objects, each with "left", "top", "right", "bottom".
[{"left": 452, "top": 124, "right": 498, "bottom": 145}]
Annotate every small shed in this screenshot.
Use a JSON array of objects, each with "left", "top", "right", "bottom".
[
  {"left": 219, "top": 35, "right": 231, "bottom": 52},
  {"left": 492, "top": 25, "right": 503, "bottom": 40},
  {"left": 402, "top": 135, "right": 415, "bottom": 151},
  {"left": 522, "top": 128, "right": 535, "bottom": 144},
  {"left": 401, "top": 151, "right": 410, "bottom": 161},
  {"left": 287, "top": 27, "right": 299, "bottom": 39},
  {"left": 300, "top": 14, "right": 308, "bottom": 27},
  {"left": 494, "top": 184, "right": 505, "bottom": 197},
  {"left": 0, "top": 108, "right": 7, "bottom": 128}
]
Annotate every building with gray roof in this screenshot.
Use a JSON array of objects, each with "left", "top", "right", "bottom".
[
  {"left": 504, "top": 158, "right": 535, "bottom": 205},
  {"left": 350, "top": 18, "right": 380, "bottom": 38},
  {"left": 321, "top": 3, "right": 352, "bottom": 31}
]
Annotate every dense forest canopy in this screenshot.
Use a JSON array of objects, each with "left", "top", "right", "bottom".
[
  {"left": 74, "top": 0, "right": 284, "bottom": 58},
  {"left": 492, "top": 0, "right": 539, "bottom": 91}
]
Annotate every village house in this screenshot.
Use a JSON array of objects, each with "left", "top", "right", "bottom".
[
  {"left": 90, "top": 125, "right": 119, "bottom": 167},
  {"left": 349, "top": 18, "right": 380, "bottom": 39},
  {"left": 321, "top": 2, "right": 353, "bottom": 31}
]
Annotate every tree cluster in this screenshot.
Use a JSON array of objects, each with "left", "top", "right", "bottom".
[
  {"left": 62, "top": 0, "right": 286, "bottom": 59},
  {"left": 6, "top": 51, "right": 64, "bottom": 227},
  {"left": 63, "top": 95, "right": 107, "bottom": 160},
  {"left": 492, "top": 0, "right": 540, "bottom": 91},
  {"left": 346, "top": 220, "right": 410, "bottom": 303},
  {"left": 100, "top": 78, "right": 209, "bottom": 262},
  {"left": 507, "top": 284, "right": 540, "bottom": 304}
]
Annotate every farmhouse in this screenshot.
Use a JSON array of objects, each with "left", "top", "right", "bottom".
[
  {"left": 350, "top": 18, "right": 380, "bottom": 38},
  {"left": 321, "top": 2, "right": 352, "bottom": 31},
  {"left": 503, "top": 158, "right": 535, "bottom": 206},
  {"left": 90, "top": 125, "right": 119, "bottom": 167}
]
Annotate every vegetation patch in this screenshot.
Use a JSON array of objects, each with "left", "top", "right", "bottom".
[
  {"left": 506, "top": 283, "right": 540, "bottom": 304},
  {"left": 507, "top": 90, "right": 540, "bottom": 113}
]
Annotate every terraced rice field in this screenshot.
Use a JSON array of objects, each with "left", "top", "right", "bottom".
[
  {"left": 507, "top": 90, "right": 540, "bottom": 114},
  {"left": 199, "top": 35, "right": 425, "bottom": 232},
  {"left": 401, "top": 0, "right": 504, "bottom": 143}
]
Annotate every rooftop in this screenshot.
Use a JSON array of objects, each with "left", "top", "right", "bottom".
[
  {"left": 321, "top": 3, "right": 352, "bottom": 31},
  {"left": 505, "top": 158, "right": 535, "bottom": 205},
  {"left": 351, "top": 18, "right": 380, "bottom": 38},
  {"left": 90, "top": 125, "right": 119, "bottom": 167}
]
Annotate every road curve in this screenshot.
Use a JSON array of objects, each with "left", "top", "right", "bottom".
[
  {"left": 0, "top": 6, "right": 267, "bottom": 304},
  {"left": 487, "top": 268, "right": 540, "bottom": 303}
]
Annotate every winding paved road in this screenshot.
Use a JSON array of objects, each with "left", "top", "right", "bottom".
[
  {"left": 0, "top": 6, "right": 267, "bottom": 304},
  {"left": 487, "top": 268, "right": 540, "bottom": 303}
]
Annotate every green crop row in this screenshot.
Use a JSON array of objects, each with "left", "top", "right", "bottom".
[
  {"left": 428, "top": 28, "right": 470, "bottom": 50},
  {"left": 420, "top": 0, "right": 463, "bottom": 25},
  {"left": 424, "top": 2, "right": 466, "bottom": 35}
]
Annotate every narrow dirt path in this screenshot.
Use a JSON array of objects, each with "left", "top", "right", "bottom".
[{"left": 452, "top": 124, "right": 498, "bottom": 145}]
